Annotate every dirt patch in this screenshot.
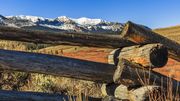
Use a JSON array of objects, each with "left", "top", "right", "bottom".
[{"left": 47, "top": 47, "right": 180, "bottom": 81}]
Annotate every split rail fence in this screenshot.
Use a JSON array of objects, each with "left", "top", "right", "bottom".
[{"left": 0, "top": 21, "right": 179, "bottom": 101}]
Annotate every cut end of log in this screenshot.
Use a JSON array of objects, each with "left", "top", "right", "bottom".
[
  {"left": 149, "top": 44, "right": 168, "bottom": 67},
  {"left": 120, "top": 21, "right": 151, "bottom": 41},
  {"left": 120, "top": 21, "right": 131, "bottom": 38},
  {"left": 120, "top": 21, "right": 152, "bottom": 42},
  {"left": 109, "top": 44, "right": 168, "bottom": 68},
  {"left": 120, "top": 21, "right": 180, "bottom": 62}
]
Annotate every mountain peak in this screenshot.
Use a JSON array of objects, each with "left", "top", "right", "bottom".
[
  {"left": 57, "top": 16, "right": 69, "bottom": 19},
  {"left": 56, "top": 16, "right": 73, "bottom": 23},
  {"left": 73, "top": 17, "right": 104, "bottom": 25},
  {"left": 0, "top": 14, "right": 124, "bottom": 33},
  {"left": 0, "top": 14, "right": 3, "bottom": 18},
  {"left": 56, "top": 16, "right": 104, "bottom": 25},
  {"left": 6, "top": 15, "right": 45, "bottom": 22},
  {"left": 0, "top": 15, "right": 6, "bottom": 19}
]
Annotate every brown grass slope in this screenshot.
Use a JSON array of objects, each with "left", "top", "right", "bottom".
[{"left": 154, "top": 25, "right": 180, "bottom": 43}]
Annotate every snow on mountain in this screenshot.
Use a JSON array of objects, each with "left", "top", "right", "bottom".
[
  {"left": 0, "top": 15, "right": 6, "bottom": 22},
  {"left": 41, "top": 24, "right": 78, "bottom": 31},
  {"left": 0, "top": 14, "right": 124, "bottom": 34},
  {"left": 6, "top": 15, "right": 45, "bottom": 22},
  {"left": 0, "top": 15, "right": 6, "bottom": 19},
  {"left": 0, "top": 17, "right": 2, "bottom": 22},
  {"left": 0, "top": 15, "right": 3, "bottom": 20},
  {"left": 56, "top": 16, "right": 73, "bottom": 23},
  {"left": 72, "top": 17, "right": 104, "bottom": 25},
  {"left": 56, "top": 16, "right": 104, "bottom": 25}
]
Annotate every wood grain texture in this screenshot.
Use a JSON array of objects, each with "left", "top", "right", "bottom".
[
  {"left": 0, "top": 90, "right": 68, "bottom": 101},
  {"left": 0, "top": 49, "right": 115, "bottom": 83},
  {"left": 0, "top": 50, "right": 178, "bottom": 94},
  {"left": 0, "top": 26, "right": 136, "bottom": 48},
  {"left": 121, "top": 21, "right": 180, "bottom": 61},
  {"left": 108, "top": 44, "right": 168, "bottom": 68},
  {"left": 0, "top": 49, "right": 175, "bottom": 88},
  {"left": 0, "top": 90, "right": 101, "bottom": 101}
]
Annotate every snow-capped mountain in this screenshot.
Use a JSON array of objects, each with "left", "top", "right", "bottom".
[
  {"left": 0, "top": 14, "right": 124, "bottom": 34},
  {"left": 6, "top": 15, "right": 46, "bottom": 22},
  {"left": 72, "top": 17, "right": 104, "bottom": 25}
]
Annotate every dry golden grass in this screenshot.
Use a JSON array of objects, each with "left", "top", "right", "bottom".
[
  {"left": 136, "top": 69, "right": 180, "bottom": 101},
  {"left": 0, "top": 39, "right": 50, "bottom": 51},
  {"left": 0, "top": 40, "right": 103, "bottom": 98},
  {"left": 153, "top": 25, "right": 180, "bottom": 43}
]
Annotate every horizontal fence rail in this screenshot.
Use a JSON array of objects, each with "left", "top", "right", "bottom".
[
  {"left": 0, "top": 90, "right": 101, "bottom": 101},
  {"left": 0, "top": 49, "right": 178, "bottom": 93},
  {"left": 0, "top": 26, "right": 136, "bottom": 48},
  {"left": 121, "top": 21, "right": 180, "bottom": 61},
  {"left": 0, "top": 21, "right": 179, "bottom": 100},
  {"left": 0, "top": 22, "right": 180, "bottom": 61}
]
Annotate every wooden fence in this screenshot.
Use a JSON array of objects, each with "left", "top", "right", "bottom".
[{"left": 0, "top": 21, "right": 179, "bottom": 101}]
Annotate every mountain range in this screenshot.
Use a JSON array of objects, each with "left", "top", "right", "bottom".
[{"left": 0, "top": 14, "right": 124, "bottom": 34}]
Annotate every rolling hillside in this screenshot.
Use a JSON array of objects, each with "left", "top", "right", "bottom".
[{"left": 154, "top": 25, "right": 180, "bottom": 43}]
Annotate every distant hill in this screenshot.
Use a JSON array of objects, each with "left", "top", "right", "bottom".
[{"left": 154, "top": 25, "right": 180, "bottom": 43}]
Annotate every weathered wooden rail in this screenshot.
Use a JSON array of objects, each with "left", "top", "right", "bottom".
[
  {"left": 0, "top": 90, "right": 70, "bottom": 101},
  {"left": 0, "top": 48, "right": 178, "bottom": 100},
  {"left": 0, "top": 90, "right": 101, "bottom": 101},
  {"left": 110, "top": 43, "right": 168, "bottom": 68},
  {"left": 0, "top": 26, "right": 135, "bottom": 48},
  {"left": 0, "top": 23, "right": 179, "bottom": 61},
  {"left": 121, "top": 21, "right": 180, "bottom": 61},
  {"left": 0, "top": 21, "right": 179, "bottom": 101}
]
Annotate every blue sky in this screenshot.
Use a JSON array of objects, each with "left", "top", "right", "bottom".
[{"left": 0, "top": 0, "right": 180, "bottom": 28}]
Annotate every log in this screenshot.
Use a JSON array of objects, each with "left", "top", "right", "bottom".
[
  {"left": 120, "top": 21, "right": 180, "bottom": 61},
  {"left": 0, "top": 49, "right": 178, "bottom": 92},
  {"left": 101, "top": 84, "right": 160, "bottom": 101},
  {"left": 108, "top": 43, "right": 168, "bottom": 68},
  {"left": 0, "top": 90, "right": 69, "bottom": 101},
  {"left": 0, "top": 26, "right": 136, "bottom": 48},
  {"left": 0, "top": 90, "right": 101, "bottom": 101},
  {"left": 113, "top": 59, "right": 180, "bottom": 94},
  {"left": 0, "top": 49, "right": 115, "bottom": 83}
]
